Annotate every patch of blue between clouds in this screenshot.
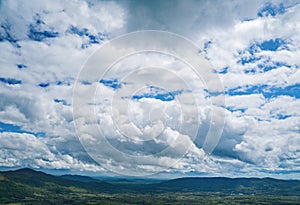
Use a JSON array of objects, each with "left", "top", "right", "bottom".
[
  {"left": 259, "top": 62, "right": 291, "bottom": 72},
  {"left": 16, "top": 64, "right": 27, "bottom": 69},
  {"left": 0, "top": 77, "right": 22, "bottom": 85},
  {"left": 68, "top": 25, "right": 108, "bottom": 49},
  {"left": 0, "top": 121, "right": 45, "bottom": 137},
  {"left": 203, "top": 40, "right": 212, "bottom": 53},
  {"left": 275, "top": 114, "right": 292, "bottom": 120},
  {"left": 203, "top": 89, "right": 223, "bottom": 97},
  {"left": 38, "top": 82, "right": 50, "bottom": 88},
  {"left": 132, "top": 86, "right": 183, "bottom": 102},
  {"left": 257, "top": 2, "right": 285, "bottom": 17},
  {"left": 99, "top": 79, "right": 123, "bottom": 90},
  {"left": 227, "top": 84, "right": 300, "bottom": 99},
  {"left": 225, "top": 107, "right": 246, "bottom": 113},
  {"left": 28, "top": 14, "right": 59, "bottom": 42},
  {"left": 217, "top": 67, "right": 229, "bottom": 74},
  {"left": 225, "top": 107, "right": 293, "bottom": 120},
  {"left": 237, "top": 44, "right": 261, "bottom": 65},
  {"left": 244, "top": 61, "right": 291, "bottom": 73},
  {"left": 55, "top": 80, "right": 71, "bottom": 86},
  {"left": 28, "top": 24, "right": 59, "bottom": 42},
  {"left": 54, "top": 99, "right": 69, "bottom": 106},
  {"left": 238, "top": 56, "right": 261, "bottom": 65},
  {"left": 39, "top": 80, "right": 71, "bottom": 88},
  {"left": 81, "top": 80, "right": 92, "bottom": 85},
  {"left": 257, "top": 38, "right": 287, "bottom": 51},
  {"left": 238, "top": 38, "right": 288, "bottom": 67}
]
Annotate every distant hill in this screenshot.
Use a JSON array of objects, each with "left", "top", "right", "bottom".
[
  {"left": 0, "top": 168, "right": 111, "bottom": 188},
  {"left": 0, "top": 168, "right": 113, "bottom": 203},
  {"left": 60, "top": 174, "right": 100, "bottom": 183},
  {"left": 157, "top": 177, "right": 300, "bottom": 195},
  {"left": 0, "top": 168, "right": 300, "bottom": 204}
]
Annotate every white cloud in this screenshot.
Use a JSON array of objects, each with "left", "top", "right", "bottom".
[{"left": 0, "top": 132, "right": 104, "bottom": 171}]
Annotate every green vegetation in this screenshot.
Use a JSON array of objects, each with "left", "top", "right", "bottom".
[{"left": 0, "top": 169, "right": 299, "bottom": 205}]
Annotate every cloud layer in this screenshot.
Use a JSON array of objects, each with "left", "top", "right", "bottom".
[{"left": 0, "top": 0, "right": 299, "bottom": 178}]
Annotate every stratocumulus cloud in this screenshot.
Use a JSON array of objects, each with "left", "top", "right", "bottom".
[{"left": 0, "top": 0, "right": 299, "bottom": 178}]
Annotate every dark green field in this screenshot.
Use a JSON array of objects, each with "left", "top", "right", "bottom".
[
  {"left": 1, "top": 169, "right": 299, "bottom": 205},
  {"left": 2, "top": 192, "right": 299, "bottom": 205}
]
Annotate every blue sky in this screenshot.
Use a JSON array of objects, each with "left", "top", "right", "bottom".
[{"left": 0, "top": 0, "right": 300, "bottom": 178}]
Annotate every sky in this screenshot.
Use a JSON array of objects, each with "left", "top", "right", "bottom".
[{"left": 0, "top": 0, "right": 300, "bottom": 178}]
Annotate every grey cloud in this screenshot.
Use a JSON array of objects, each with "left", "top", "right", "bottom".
[{"left": 119, "top": 0, "right": 273, "bottom": 40}]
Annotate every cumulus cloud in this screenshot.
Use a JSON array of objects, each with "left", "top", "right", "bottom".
[{"left": 0, "top": 132, "right": 104, "bottom": 171}]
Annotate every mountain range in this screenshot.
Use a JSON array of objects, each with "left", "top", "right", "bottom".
[{"left": 0, "top": 168, "right": 299, "bottom": 204}]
